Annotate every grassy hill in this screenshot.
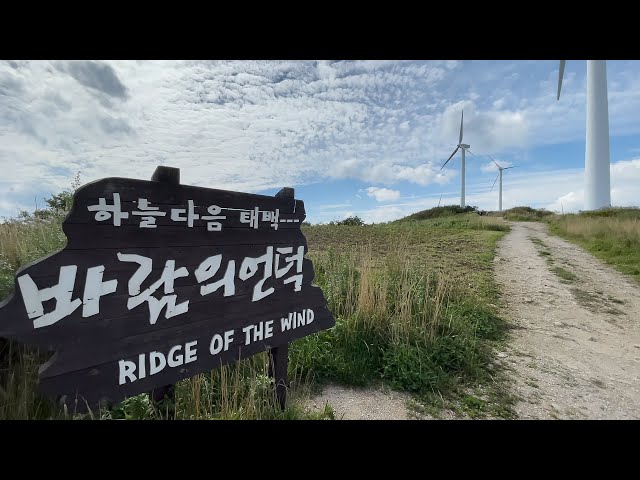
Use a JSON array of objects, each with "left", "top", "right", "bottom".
[
  {"left": 494, "top": 206, "right": 555, "bottom": 222},
  {"left": 480, "top": 204, "right": 640, "bottom": 284},
  {"left": 395, "top": 204, "right": 478, "bottom": 222},
  {"left": 548, "top": 207, "right": 640, "bottom": 282},
  {"left": 1, "top": 195, "right": 515, "bottom": 419}
]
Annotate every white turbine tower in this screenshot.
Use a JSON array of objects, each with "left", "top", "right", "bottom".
[
  {"left": 557, "top": 60, "right": 611, "bottom": 211},
  {"left": 441, "top": 111, "right": 473, "bottom": 207},
  {"left": 488, "top": 155, "right": 518, "bottom": 212}
]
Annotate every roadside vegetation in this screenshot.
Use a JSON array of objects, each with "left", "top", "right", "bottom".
[
  {"left": 495, "top": 206, "right": 639, "bottom": 284},
  {"left": 298, "top": 208, "right": 515, "bottom": 418},
  {"left": 1, "top": 191, "right": 515, "bottom": 419},
  {"left": 496, "top": 206, "right": 555, "bottom": 222},
  {"left": 547, "top": 208, "right": 640, "bottom": 283}
]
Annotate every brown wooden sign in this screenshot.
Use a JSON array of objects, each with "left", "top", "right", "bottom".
[{"left": 0, "top": 167, "right": 335, "bottom": 412}]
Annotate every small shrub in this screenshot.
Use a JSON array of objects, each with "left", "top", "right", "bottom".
[
  {"left": 548, "top": 208, "right": 640, "bottom": 282},
  {"left": 329, "top": 216, "right": 365, "bottom": 226},
  {"left": 500, "top": 206, "right": 554, "bottom": 222},
  {"left": 396, "top": 205, "right": 478, "bottom": 222}
]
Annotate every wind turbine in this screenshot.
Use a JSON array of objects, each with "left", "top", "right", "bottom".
[
  {"left": 441, "top": 111, "right": 473, "bottom": 207},
  {"left": 488, "top": 155, "right": 518, "bottom": 212},
  {"left": 557, "top": 60, "right": 611, "bottom": 211}
]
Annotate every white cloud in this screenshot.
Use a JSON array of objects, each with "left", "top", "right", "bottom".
[
  {"left": 480, "top": 158, "right": 640, "bottom": 213},
  {"left": 480, "top": 158, "right": 512, "bottom": 173},
  {"left": 360, "top": 206, "right": 406, "bottom": 224},
  {"left": 331, "top": 159, "right": 453, "bottom": 186},
  {"left": 323, "top": 159, "right": 640, "bottom": 224},
  {"left": 439, "top": 101, "right": 529, "bottom": 153},
  {"left": 0, "top": 60, "right": 471, "bottom": 217},
  {"left": 365, "top": 187, "right": 401, "bottom": 202},
  {"left": 548, "top": 191, "right": 582, "bottom": 213},
  {"left": 610, "top": 158, "right": 640, "bottom": 208},
  {"left": 2, "top": 60, "right": 640, "bottom": 220},
  {"left": 611, "top": 158, "right": 640, "bottom": 176},
  {"left": 318, "top": 203, "right": 352, "bottom": 210}
]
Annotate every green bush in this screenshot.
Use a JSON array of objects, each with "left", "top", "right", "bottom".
[
  {"left": 396, "top": 205, "right": 478, "bottom": 222},
  {"left": 500, "top": 206, "right": 554, "bottom": 222},
  {"left": 328, "top": 216, "right": 365, "bottom": 226}
]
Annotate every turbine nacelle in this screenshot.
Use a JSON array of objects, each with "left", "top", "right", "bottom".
[
  {"left": 440, "top": 111, "right": 474, "bottom": 171},
  {"left": 488, "top": 154, "right": 518, "bottom": 193}
]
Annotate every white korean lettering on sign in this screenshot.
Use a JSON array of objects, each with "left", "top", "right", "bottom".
[
  {"left": 131, "top": 198, "right": 166, "bottom": 228},
  {"left": 86, "top": 193, "right": 299, "bottom": 231},
  {"left": 117, "top": 254, "right": 190, "bottom": 325},
  {"left": 87, "top": 193, "right": 129, "bottom": 226},
  {"left": 17, "top": 246, "right": 305, "bottom": 329}
]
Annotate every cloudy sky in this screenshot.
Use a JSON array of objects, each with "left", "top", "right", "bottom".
[{"left": 1, "top": 60, "right": 639, "bottom": 224}]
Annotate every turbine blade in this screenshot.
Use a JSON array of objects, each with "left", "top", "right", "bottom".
[
  {"left": 459, "top": 110, "right": 464, "bottom": 144},
  {"left": 465, "top": 148, "right": 477, "bottom": 156},
  {"left": 557, "top": 60, "right": 566, "bottom": 100},
  {"left": 503, "top": 165, "right": 519, "bottom": 170},
  {"left": 487, "top": 153, "right": 501, "bottom": 169},
  {"left": 490, "top": 172, "right": 499, "bottom": 192},
  {"left": 441, "top": 146, "right": 460, "bottom": 170}
]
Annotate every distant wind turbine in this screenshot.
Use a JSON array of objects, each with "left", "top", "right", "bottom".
[
  {"left": 557, "top": 60, "right": 611, "bottom": 211},
  {"left": 488, "top": 155, "right": 518, "bottom": 212},
  {"left": 441, "top": 111, "right": 475, "bottom": 207}
]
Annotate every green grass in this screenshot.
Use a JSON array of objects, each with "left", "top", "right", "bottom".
[
  {"left": 498, "top": 206, "right": 555, "bottom": 222},
  {"left": 294, "top": 214, "right": 516, "bottom": 417},
  {"left": 570, "top": 288, "right": 602, "bottom": 312},
  {"left": 529, "top": 237, "right": 548, "bottom": 248},
  {"left": 547, "top": 208, "right": 640, "bottom": 283},
  {"left": 395, "top": 204, "right": 479, "bottom": 221},
  {"left": 1, "top": 196, "right": 514, "bottom": 419},
  {"left": 525, "top": 379, "right": 540, "bottom": 389},
  {"left": 0, "top": 205, "right": 335, "bottom": 419},
  {"left": 607, "top": 295, "right": 624, "bottom": 305},
  {"left": 551, "top": 266, "right": 577, "bottom": 282},
  {"left": 0, "top": 346, "right": 335, "bottom": 420},
  {"left": 565, "top": 288, "right": 626, "bottom": 318},
  {"left": 0, "top": 213, "right": 68, "bottom": 299},
  {"left": 529, "top": 237, "right": 553, "bottom": 261}
]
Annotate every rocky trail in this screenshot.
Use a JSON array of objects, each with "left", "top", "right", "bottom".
[
  {"left": 308, "top": 221, "right": 640, "bottom": 419},
  {"left": 494, "top": 221, "right": 640, "bottom": 419}
]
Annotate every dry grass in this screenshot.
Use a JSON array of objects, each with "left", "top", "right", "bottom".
[
  {"left": 549, "top": 210, "right": 640, "bottom": 281},
  {"left": 0, "top": 344, "right": 65, "bottom": 419},
  {"left": 320, "top": 242, "right": 455, "bottom": 345},
  {"left": 498, "top": 206, "right": 554, "bottom": 222},
  {"left": 0, "top": 213, "right": 333, "bottom": 420},
  {"left": 467, "top": 215, "right": 510, "bottom": 232},
  {"left": 1, "top": 208, "right": 512, "bottom": 419},
  {"left": 0, "top": 341, "right": 332, "bottom": 420},
  {"left": 556, "top": 216, "right": 640, "bottom": 242},
  {"left": 0, "top": 214, "right": 68, "bottom": 297},
  {"left": 290, "top": 217, "right": 514, "bottom": 418}
]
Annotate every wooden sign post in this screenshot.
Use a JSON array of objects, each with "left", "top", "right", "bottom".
[{"left": 0, "top": 167, "right": 335, "bottom": 414}]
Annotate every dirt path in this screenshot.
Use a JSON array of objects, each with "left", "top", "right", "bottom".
[
  {"left": 494, "top": 221, "right": 640, "bottom": 419},
  {"left": 307, "top": 384, "right": 414, "bottom": 420}
]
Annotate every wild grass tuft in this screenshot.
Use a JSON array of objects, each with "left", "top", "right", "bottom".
[
  {"left": 2, "top": 186, "right": 513, "bottom": 418},
  {"left": 548, "top": 208, "right": 640, "bottom": 282},
  {"left": 499, "top": 206, "right": 554, "bottom": 222},
  {"left": 290, "top": 239, "right": 508, "bottom": 398}
]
